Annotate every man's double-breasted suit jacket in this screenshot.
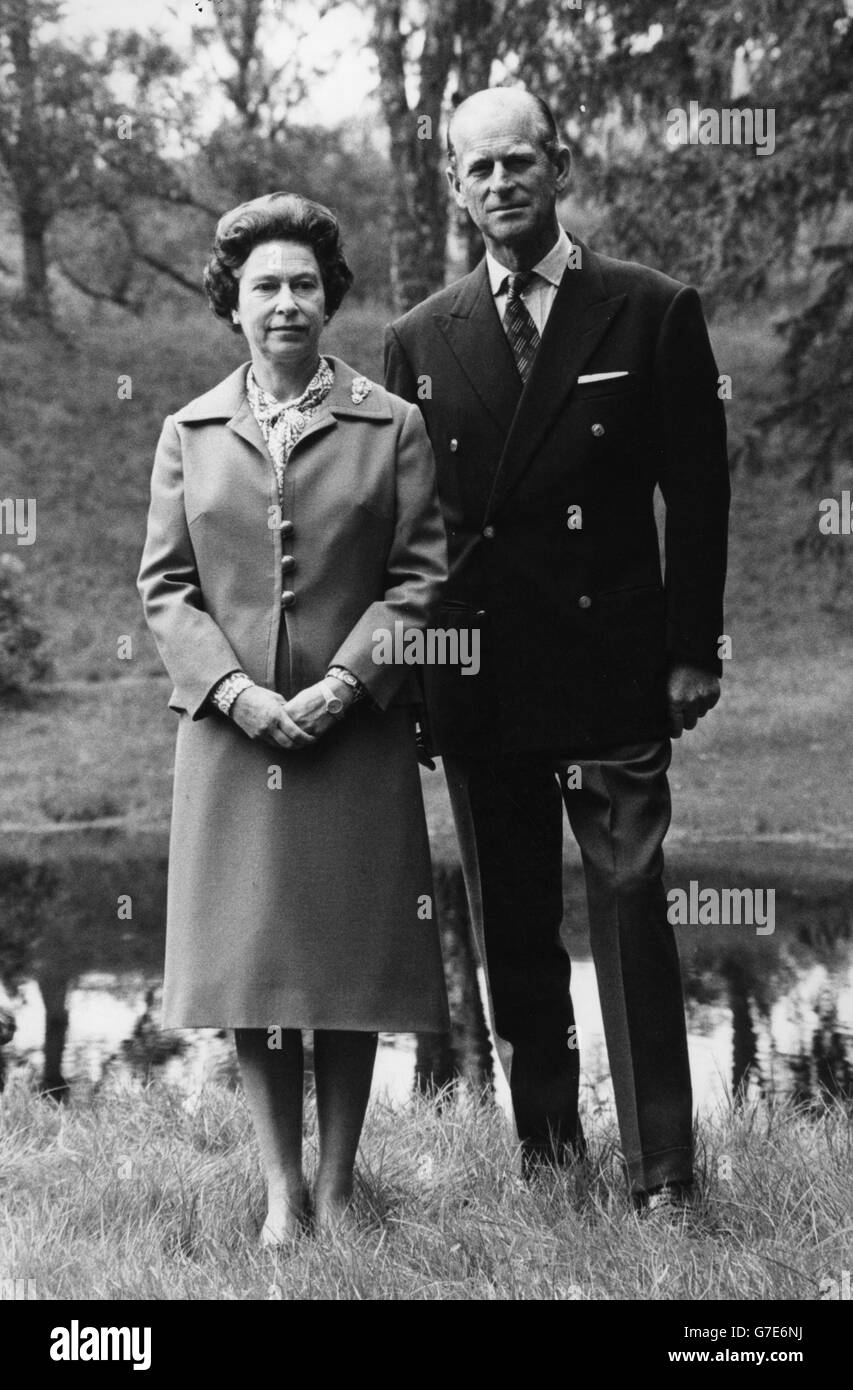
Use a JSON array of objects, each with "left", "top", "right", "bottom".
[{"left": 385, "top": 236, "right": 731, "bottom": 757}]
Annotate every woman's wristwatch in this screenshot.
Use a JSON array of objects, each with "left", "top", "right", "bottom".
[{"left": 318, "top": 678, "right": 346, "bottom": 716}]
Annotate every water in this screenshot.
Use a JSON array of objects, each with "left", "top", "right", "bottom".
[{"left": 1, "top": 832, "right": 851, "bottom": 1118}]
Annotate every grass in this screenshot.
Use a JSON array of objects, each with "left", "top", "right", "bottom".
[
  {"left": 0, "top": 1071, "right": 849, "bottom": 1300},
  {"left": 2, "top": 657, "right": 852, "bottom": 849}
]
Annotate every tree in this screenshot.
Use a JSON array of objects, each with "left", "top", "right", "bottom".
[
  {"left": 0, "top": 0, "right": 211, "bottom": 320},
  {"left": 369, "top": 0, "right": 566, "bottom": 303},
  {"left": 371, "top": 0, "right": 457, "bottom": 310},
  {"left": 184, "top": 1, "right": 392, "bottom": 301},
  {"left": 510, "top": 0, "right": 853, "bottom": 583},
  {"left": 0, "top": 0, "right": 62, "bottom": 317}
]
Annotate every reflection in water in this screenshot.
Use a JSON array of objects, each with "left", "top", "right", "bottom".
[{"left": 1, "top": 843, "right": 852, "bottom": 1114}]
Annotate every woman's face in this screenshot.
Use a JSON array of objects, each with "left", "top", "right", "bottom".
[{"left": 235, "top": 238, "right": 326, "bottom": 374}]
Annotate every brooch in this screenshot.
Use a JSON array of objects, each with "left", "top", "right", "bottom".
[{"left": 350, "top": 375, "right": 372, "bottom": 404}]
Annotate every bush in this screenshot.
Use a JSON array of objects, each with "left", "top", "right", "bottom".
[{"left": 0, "top": 553, "right": 52, "bottom": 697}]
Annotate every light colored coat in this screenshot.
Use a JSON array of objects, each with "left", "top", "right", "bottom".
[{"left": 137, "top": 356, "right": 450, "bottom": 1032}]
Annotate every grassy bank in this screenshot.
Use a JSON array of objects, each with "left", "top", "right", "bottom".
[
  {"left": 0, "top": 1073, "right": 849, "bottom": 1300},
  {"left": 3, "top": 656, "right": 852, "bottom": 850},
  {"left": 0, "top": 295, "right": 851, "bottom": 842}
]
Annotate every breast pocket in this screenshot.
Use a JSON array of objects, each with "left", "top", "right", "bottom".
[
  {"left": 568, "top": 375, "right": 652, "bottom": 471},
  {"left": 571, "top": 372, "right": 640, "bottom": 403}
]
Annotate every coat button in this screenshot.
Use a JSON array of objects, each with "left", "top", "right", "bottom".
[
  {"left": 482, "top": 525, "right": 496, "bottom": 539},
  {"left": 475, "top": 609, "right": 486, "bottom": 618},
  {"left": 578, "top": 594, "right": 592, "bottom": 609},
  {"left": 279, "top": 519, "right": 294, "bottom": 537},
  {"left": 281, "top": 590, "right": 296, "bottom": 609},
  {"left": 449, "top": 438, "right": 459, "bottom": 453},
  {"left": 591, "top": 423, "right": 605, "bottom": 437},
  {"left": 281, "top": 555, "right": 295, "bottom": 572}
]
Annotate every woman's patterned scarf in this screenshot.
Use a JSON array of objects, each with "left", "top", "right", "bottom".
[{"left": 246, "top": 357, "right": 334, "bottom": 495}]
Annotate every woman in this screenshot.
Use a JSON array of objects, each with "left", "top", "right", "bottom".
[{"left": 137, "top": 192, "right": 450, "bottom": 1243}]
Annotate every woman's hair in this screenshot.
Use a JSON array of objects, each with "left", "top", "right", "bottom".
[{"left": 204, "top": 192, "right": 354, "bottom": 331}]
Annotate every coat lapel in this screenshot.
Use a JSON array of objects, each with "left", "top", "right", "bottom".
[
  {"left": 227, "top": 394, "right": 272, "bottom": 458},
  {"left": 433, "top": 263, "right": 523, "bottom": 437},
  {"left": 484, "top": 241, "right": 627, "bottom": 521},
  {"left": 173, "top": 356, "right": 393, "bottom": 463}
]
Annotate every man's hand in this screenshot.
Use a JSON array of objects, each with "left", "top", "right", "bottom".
[
  {"left": 666, "top": 663, "right": 720, "bottom": 738},
  {"left": 283, "top": 678, "right": 357, "bottom": 739},
  {"left": 231, "top": 685, "right": 317, "bottom": 750}
]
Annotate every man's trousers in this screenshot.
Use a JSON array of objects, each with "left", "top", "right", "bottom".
[{"left": 442, "top": 738, "right": 693, "bottom": 1193}]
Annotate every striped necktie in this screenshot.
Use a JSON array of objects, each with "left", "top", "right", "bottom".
[{"left": 503, "top": 271, "right": 541, "bottom": 383}]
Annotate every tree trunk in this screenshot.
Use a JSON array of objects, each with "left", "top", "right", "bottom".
[
  {"left": 373, "top": 0, "right": 455, "bottom": 312},
  {"left": 18, "top": 205, "right": 52, "bottom": 319},
  {"left": 372, "top": 4, "right": 494, "bottom": 1094},
  {"left": 452, "top": 0, "right": 499, "bottom": 272},
  {"left": 414, "top": 860, "right": 494, "bottom": 1099},
  {"left": 4, "top": 0, "right": 53, "bottom": 320}
]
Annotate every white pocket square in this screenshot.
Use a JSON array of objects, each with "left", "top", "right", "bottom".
[{"left": 576, "top": 371, "right": 631, "bottom": 383}]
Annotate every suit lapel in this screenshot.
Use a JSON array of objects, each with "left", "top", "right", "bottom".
[
  {"left": 434, "top": 263, "right": 523, "bottom": 437},
  {"left": 484, "top": 241, "right": 627, "bottom": 521}
]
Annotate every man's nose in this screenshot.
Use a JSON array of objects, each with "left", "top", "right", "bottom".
[{"left": 488, "top": 162, "right": 514, "bottom": 193}]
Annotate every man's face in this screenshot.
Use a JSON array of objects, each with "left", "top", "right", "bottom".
[{"left": 448, "top": 101, "right": 569, "bottom": 257}]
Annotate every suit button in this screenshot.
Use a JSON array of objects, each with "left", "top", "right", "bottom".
[
  {"left": 475, "top": 609, "right": 486, "bottom": 618},
  {"left": 279, "top": 519, "right": 294, "bottom": 537},
  {"left": 449, "top": 438, "right": 459, "bottom": 453},
  {"left": 281, "top": 555, "right": 295, "bottom": 572},
  {"left": 281, "top": 590, "right": 296, "bottom": 609},
  {"left": 578, "top": 594, "right": 592, "bottom": 609},
  {"left": 482, "top": 525, "right": 496, "bottom": 539},
  {"left": 591, "top": 423, "right": 605, "bottom": 437}
]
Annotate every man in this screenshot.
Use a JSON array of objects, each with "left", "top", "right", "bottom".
[{"left": 384, "top": 88, "right": 729, "bottom": 1211}]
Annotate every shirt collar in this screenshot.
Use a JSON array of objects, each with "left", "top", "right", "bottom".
[{"left": 486, "top": 226, "right": 573, "bottom": 297}]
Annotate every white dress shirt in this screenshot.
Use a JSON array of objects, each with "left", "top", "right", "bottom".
[{"left": 485, "top": 227, "right": 574, "bottom": 337}]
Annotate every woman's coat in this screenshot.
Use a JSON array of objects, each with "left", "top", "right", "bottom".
[{"left": 137, "top": 355, "right": 451, "bottom": 1032}]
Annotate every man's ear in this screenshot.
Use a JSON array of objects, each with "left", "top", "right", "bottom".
[
  {"left": 446, "top": 164, "right": 467, "bottom": 210},
  {"left": 553, "top": 144, "right": 572, "bottom": 195}
]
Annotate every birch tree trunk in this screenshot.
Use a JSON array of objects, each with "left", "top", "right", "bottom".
[
  {"left": 372, "top": 0, "right": 455, "bottom": 312},
  {"left": 2, "top": 0, "right": 53, "bottom": 319}
]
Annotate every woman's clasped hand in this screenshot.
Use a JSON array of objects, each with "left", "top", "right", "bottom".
[{"left": 230, "top": 679, "right": 355, "bottom": 748}]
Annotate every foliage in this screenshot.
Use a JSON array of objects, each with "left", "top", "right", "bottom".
[
  {"left": 0, "top": 555, "right": 51, "bottom": 698},
  {"left": 0, "top": 0, "right": 203, "bottom": 315},
  {"left": 505, "top": 0, "right": 853, "bottom": 568}
]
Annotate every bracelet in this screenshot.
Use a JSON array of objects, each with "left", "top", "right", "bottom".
[
  {"left": 325, "top": 666, "right": 367, "bottom": 702},
  {"left": 211, "top": 671, "right": 255, "bottom": 716}
]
